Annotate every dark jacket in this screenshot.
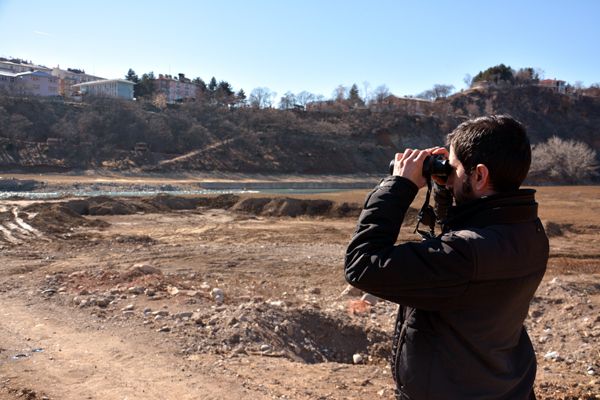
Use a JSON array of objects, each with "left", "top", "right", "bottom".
[{"left": 345, "top": 176, "right": 548, "bottom": 400}]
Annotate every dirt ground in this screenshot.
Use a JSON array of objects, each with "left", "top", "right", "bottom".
[{"left": 0, "top": 180, "right": 598, "bottom": 400}]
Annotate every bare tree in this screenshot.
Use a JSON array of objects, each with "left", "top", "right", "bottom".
[
  {"left": 295, "top": 91, "right": 316, "bottom": 107},
  {"left": 372, "top": 84, "right": 390, "bottom": 104},
  {"left": 279, "top": 91, "right": 296, "bottom": 109},
  {"left": 249, "top": 87, "right": 276, "bottom": 108},
  {"left": 530, "top": 136, "right": 598, "bottom": 184},
  {"left": 332, "top": 85, "right": 347, "bottom": 102},
  {"left": 463, "top": 74, "right": 473, "bottom": 88}
]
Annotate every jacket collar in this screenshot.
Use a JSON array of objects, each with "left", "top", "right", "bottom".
[{"left": 443, "top": 189, "right": 539, "bottom": 231}]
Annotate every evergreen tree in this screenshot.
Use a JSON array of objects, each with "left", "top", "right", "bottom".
[
  {"left": 347, "top": 83, "right": 364, "bottom": 106},
  {"left": 208, "top": 77, "right": 218, "bottom": 92},
  {"left": 125, "top": 69, "right": 139, "bottom": 83}
]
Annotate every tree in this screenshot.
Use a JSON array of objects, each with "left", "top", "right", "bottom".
[
  {"left": 332, "top": 85, "right": 347, "bottom": 102},
  {"left": 514, "top": 68, "right": 540, "bottom": 85},
  {"left": 236, "top": 89, "right": 247, "bottom": 107},
  {"left": 279, "top": 91, "right": 296, "bottom": 109},
  {"left": 193, "top": 77, "right": 207, "bottom": 92},
  {"left": 249, "top": 87, "right": 276, "bottom": 108},
  {"left": 463, "top": 74, "right": 472, "bottom": 88},
  {"left": 125, "top": 69, "right": 139, "bottom": 84},
  {"left": 432, "top": 84, "right": 455, "bottom": 98},
  {"left": 372, "top": 85, "right": 390, "bottom": 104},
  {"left": 415, "top": 84, "right": 454, "bottom": 100},
  {"left": 136, "top": 72, "right": 156, "bottom": 99},
  {"left": 207, "top": 77, "right": 218, "bottom": 92},
  {"left": 347, "top": 83, "right": 364, "bottom": 107},
  {"left": 472, "top": 64, "right": 514, "bottom": 84},
  {"left": 530, "top": 136, "right": 598, "bottom": 184},
  {"left": 295, "top": 91, "right": 316, "bottom": 107}
]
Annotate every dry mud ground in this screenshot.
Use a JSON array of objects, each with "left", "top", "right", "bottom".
[{"left": 0, "top": 184, "right": 598, "bottom": 400}]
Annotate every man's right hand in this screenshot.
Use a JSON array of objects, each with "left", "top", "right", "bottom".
[{"left": 392, "top": 149, "right": 430, "bottom": 189}]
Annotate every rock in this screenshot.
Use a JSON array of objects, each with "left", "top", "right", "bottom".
[
  {"left": 200, "top": 282, "right": 211, "bottom": 290},
  {"left": 78, "top": 289, "right": 90, "bottom": 295},
  {"left": 361, "top": 293, "right": 379, "bottom": 306},
  {"left": 307, "top": 287, "right": 321, "bottom": 295},
  {"left": 121, "top": 304, "right": 135, "bottom": 311},
  {"left": 152, "top": 310, "right": 169, "bottom": 317},
  {"left": 544, "top": 351, "right": 561, "bottom": 361},
  {"left": 96, "top": 298, "right": 111, "bottom": 308},
  {"left": 191, "top": 312, "right": 204, "bottom": 325},
  {"left": 174, "top": 312, "right": 193, "bottom": 320},
  {"left": 167, "top": 286, "right": 180, "bottom": 296},
  {"left": 143, "top": 307, "right": 152, "bottom": 314},
  {"left": 145, "top": 288, "right": 156, "bottom": 297},
  {"left": 340, "top": 284, "right": 362, "bottom": 297},
  {"left": 128, "top": 263, "right": 162, "bottom": 276},
  {"left": 260, "top": 344, "right": 271, "bottom": 352},
  {"left": 211, "top": 288, "right": 224, "bottom": 304},
  {"left": 157, "top": 326, "right": 171, "bottom": 332},
  {"left": 353, "top": 353, "right": 364, "bottom": 364},
  {"left": 122, "top": 311, "right": 135, "bottom": 317},
  {"left": 128, "top": 286, "right": 145, "bottom": 295}
]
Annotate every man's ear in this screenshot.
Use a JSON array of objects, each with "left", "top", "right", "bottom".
[{"left": 473, "top": 164, "right": 492, "bottom": 193}]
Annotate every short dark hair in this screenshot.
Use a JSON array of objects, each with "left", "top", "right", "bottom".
[{"left": 447, "top": 115, "right": 531, "bottom": 192}]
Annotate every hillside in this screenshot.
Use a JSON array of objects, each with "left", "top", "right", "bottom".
[{"left": 0, "top": 86, "right": 598, "bottom": 176}]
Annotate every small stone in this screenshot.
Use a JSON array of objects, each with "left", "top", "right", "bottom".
[
  {"left": 538, "top": 336, "right": 548, "bottom": 344},
  {"left": 167, "top": 286, "right": 180, "bottom": 296},
  {"left": 128, "top": 264, "right": 162, "bottom": 276},
  {"left": 353, "top": 353, "right": 364, "bottom": 364},
  {"left": 544, "top": 351, "right": 561, "bottom": 361},
  {"left": 157, "top": 326, "right": 171, "bottom": 332},
  {"left": 152, "top": 310, "right": 169, "bottom": 317},
  {"left": 260, "top": 344, "right": 271, "bottom": 352},
  {"left": 307, "top": 287, "right": 321, "bottom": 295},
  {"left": 122, "top": 311, "right": 135, "bottom": 317},
  {"left": 361, "top": 293, "right": 379, "bottom": 306},
  {"left": 211, "top": 288, "right": 224, "bottom": 305},
  {"left": 199, "top": 282, "right": 211, "bottom": 290},
  {"left": 128, "top": 286, "right": 145, "bottom": 295},
  {"left": 145, "top": 288, "right": 156, "bottom": 297},
  {"left": 175, "top": 312, "right": 193, "bottom": 320},
  {"left": 121, "top": 304, "right": 135, "bottom": 311},
  {"left": 143, "top": 307, "right": 152, "bottom": 314},
  {"left": 96, "top": 298, "right": 110, "bottom": 308}
]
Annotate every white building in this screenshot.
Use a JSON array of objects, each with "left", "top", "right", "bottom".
[{"left": 72, "top": 79, "right": 134, "bottom": 100}]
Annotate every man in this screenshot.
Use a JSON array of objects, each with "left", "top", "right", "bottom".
[{"left": 345, "top": 115, "right": 548, "bottom": 400}]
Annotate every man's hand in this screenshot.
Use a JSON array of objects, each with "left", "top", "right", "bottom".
[
  {"left": 426, "top": 146, "right": 450, "bottom": 186},
  {"left": 392, "top": 149, "right": 430, "bottom": 189}
]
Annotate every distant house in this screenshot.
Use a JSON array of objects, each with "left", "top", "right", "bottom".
[
  {"left": 13, "top": 70, "right": 60, "bottom": 96},
  {"left": 539, "top": 79, "right": 566, "bottom": 94},
  {"left": 0, "top": 60, "right": 51, "bottom": 74},
  {"left": 0, "top": 70, "right": 17, "bottom": 93},
  {"left": 154, "top": 73, "right": 198, "bottom": 103},
  {"left": 72, "top": 79, "right": 134, "bottom": 100},
  {"left": 51, "top": 67, "right": 105, "bottom": 97}
]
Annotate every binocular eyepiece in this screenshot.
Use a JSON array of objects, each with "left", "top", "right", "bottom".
[{"left": 388, "top": 154, "right": 452, "bottom": 178}]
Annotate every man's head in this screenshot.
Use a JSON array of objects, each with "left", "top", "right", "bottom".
[{"left": 445, "top": 115, "right": 531, "bottom": 204}]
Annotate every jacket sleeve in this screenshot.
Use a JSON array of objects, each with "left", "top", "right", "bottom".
[{"left": 344, "top": 176, "right": 475, "bottom": 311}]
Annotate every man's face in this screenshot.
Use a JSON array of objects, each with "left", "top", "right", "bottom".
[{"left": 445, "top": 146, "right": 475, "bottom": 205}]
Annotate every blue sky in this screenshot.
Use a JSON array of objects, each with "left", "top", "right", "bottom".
[{"left": 0, "top": 0, "right": 598, "bottom": 99}]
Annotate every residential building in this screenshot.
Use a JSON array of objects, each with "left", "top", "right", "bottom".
[
  {"left": 13, "top": 70, "right": 60, "bottom": 96},
  {"left": 0, "top": 60, "right": 51, "bottom": 74},
  {"left": 0, "top": 70, "right": 17, "bottom": 93},
  {"left": 51, "top": 68, "right": 105, "bottom": 97},
  {"left": 72, "top": 79, "right": 134, "bottom": 100},
  {"left": 539, "top": 79, "right": 566, "bottom": 94},
  {"left": 154, "top": 73, "right": 198, "bottom": 102}
]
